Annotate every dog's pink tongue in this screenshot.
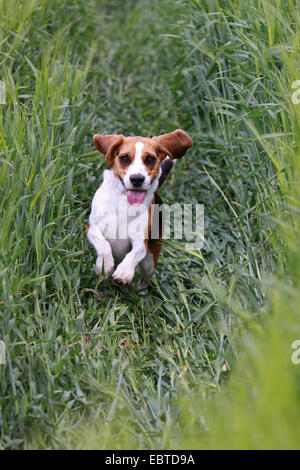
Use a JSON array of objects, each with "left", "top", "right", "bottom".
[{"left": 127, "top": 190, "right": 146, "bottom": 205}]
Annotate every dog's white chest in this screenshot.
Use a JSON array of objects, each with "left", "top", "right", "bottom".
[{"left": 88, "top": 169, "right": 148, "bottom": 263}]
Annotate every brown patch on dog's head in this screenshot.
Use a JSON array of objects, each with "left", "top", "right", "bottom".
[
  {"left": 93, "top": 134, "right": 164, "bottom": 179},
  {"left": 93, "top": 134, "right": 124, "bottom": 167},
  {"left": 93, "top": 130, "right": 192, "bottom": 184},
  {"left": 152, "top": 129, "right": 192, "bottom": 160}
]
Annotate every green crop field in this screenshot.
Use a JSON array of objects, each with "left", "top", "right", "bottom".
[{"left": 0, "top": 0, "right": 300, "bottom": 449}]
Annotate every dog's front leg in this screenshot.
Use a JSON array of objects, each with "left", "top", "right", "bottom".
[
  {"left": 112, "top": 238, "right": 147, "bottom": 285},
  {"left": 87, "top": 223, "right": 115, "bottom": 279}
]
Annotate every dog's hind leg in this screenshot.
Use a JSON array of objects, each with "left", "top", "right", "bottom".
[
  {"left": 138, "top": 251, "right": 155, "bottom": 292},
  {"left": 138, "top": 237, "right": 162, "bottom": 293}
]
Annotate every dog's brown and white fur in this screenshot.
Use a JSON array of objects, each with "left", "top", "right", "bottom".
[{"left": 86, "top": 129, "right": 192, "bottom": 289}]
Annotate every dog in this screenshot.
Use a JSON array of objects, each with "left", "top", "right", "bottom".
[{"left": 86, "top": 129, "right": 192, "bottom": 289}]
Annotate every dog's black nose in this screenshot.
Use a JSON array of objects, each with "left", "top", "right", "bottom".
[{"left": 130, "top": 173, "right": 145, "bottom": 187}]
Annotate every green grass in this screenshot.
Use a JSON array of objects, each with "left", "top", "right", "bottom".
[{"left": 0, "top": 0, "right": 300, "bottom": 449}]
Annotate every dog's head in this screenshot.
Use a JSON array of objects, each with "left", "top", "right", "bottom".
[{"left": 93, "top": 129, "right": 192, "bottom": 205}]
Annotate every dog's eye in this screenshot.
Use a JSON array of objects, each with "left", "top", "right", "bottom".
[
  {"left": 145, "top": 154, "right": 156, "bottom": 167},
  {"left": 119, "top": 155, "right": 130, "bottom": 166}
]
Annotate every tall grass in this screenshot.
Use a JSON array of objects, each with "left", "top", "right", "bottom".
[
  {"left": 177, "top": 0, "right": 300, "bottom": 449},
  {"left": 0, "top": 0, "right": 299, "bottom": 449}
]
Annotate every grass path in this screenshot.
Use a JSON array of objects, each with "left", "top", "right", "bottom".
[{"left": 0, "top": 0, "right": 299, "bottom": 449}]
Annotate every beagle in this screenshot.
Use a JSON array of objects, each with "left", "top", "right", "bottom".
[{"left": 86, "top": 129, "right": 193, "bottom": 289}]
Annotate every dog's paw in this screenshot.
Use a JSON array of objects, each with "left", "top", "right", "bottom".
[
  {"left": 95, "top": 253, "right": 114, "bottom": 280},
  {"left": 112, "top": 262, "right": 135, "bottom": 286},
  {"left": 137, "top": 279, "right": 149, "bottom": 295}
]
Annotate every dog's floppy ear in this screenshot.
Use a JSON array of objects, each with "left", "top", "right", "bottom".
[
  {"left": 152, "top": 129, "right": 192, "bottom": 159},
  {"left": 93, "top": 134, "right": 124, "bottom": 167}
]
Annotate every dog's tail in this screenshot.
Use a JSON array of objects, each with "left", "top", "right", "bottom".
[{"left": 158, "top": 157, "right": 177, "bottom": 188}]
